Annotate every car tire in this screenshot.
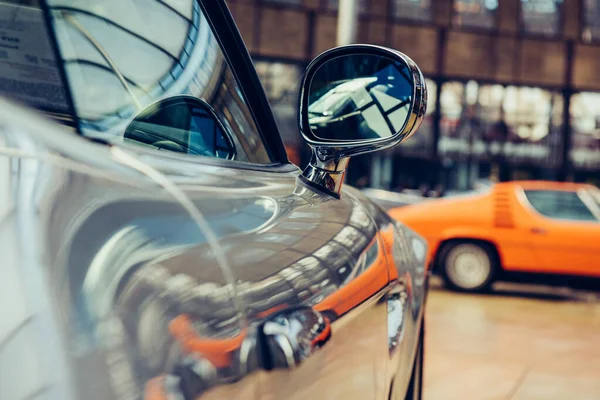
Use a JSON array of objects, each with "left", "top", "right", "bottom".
[
  {"left": 404, "top": 322, "right": 424, "bottom": 400},
  {"left": 440, "top": 241, "right": 498, "bottom": 292}
]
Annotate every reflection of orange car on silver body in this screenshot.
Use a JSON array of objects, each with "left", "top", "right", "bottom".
[
  {"left": 143, "top": 231, "right": 404, "bottom": 400},
  {"left": 389, "top": 181, "right": 600, "bottom": 292}
]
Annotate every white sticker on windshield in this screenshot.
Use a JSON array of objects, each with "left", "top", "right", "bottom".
[{"left": 0, "top": 4, "right": 69, "bottom": 112}]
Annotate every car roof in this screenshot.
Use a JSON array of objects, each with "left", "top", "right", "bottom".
[{"left": 496, "top": 180, "right": 593, "bottom": 191}]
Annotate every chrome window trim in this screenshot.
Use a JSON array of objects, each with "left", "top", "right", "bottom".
[{"left": 578, "top": 188, "right": 600, "bottom": 221}]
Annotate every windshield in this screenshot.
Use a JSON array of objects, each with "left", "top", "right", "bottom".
[
  {"left": 0, "top": 0, "right": 272, "bottom": 163},
  {"left": 0, "top": 1, "right": 73, "bottom": 122}
]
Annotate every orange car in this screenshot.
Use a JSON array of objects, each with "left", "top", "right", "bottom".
[{"left": 389, "top": 181, "right": 600, "bottom": 292}]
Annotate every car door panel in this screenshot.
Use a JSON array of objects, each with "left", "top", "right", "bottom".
[
  {"left": 526, "top": 219, "right": 600, "bottom": 276},
  {"left": 365, "top": 202, "right": 428, "bottom": 396},
  {"left": 517, "top": 188, "right": 600, "bottom": 276},
  {"left": 94, "top": 142, "right": 399, "bottom": 399},
  {"left": 0, "top": 1, "right": 431, "bottom": 399},
  {"left": 3, "top": 114, "right": 392, "bottom": 400},
  {"left": 0, "top": 119, "right": 264, "bottom": 400},
  {"left": 176, "top": 172, "right": 392, "bottom": 400},
  {"left": 0, "top": 81, "right": 430, "bottom": 400}
]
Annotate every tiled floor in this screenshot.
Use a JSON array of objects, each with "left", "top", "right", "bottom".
[{"left": 424, "top": 280, "right": 600, "bottom": 400}]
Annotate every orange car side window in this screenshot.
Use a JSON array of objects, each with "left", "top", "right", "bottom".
[{"left": 524, "top": 190, "right": 598, "bottom": 222}]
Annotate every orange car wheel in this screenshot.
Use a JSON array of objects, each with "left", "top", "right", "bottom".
[{"left": 440, "top": 242, "right": 498, "bottom": 292}]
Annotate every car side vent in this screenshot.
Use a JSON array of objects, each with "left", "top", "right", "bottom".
[{"left": 493, "top": 188, "right": 515, "bottom": 228}]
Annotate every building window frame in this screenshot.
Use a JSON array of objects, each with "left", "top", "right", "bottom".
[
  {"left": 451, "top": 0, "right": 500, "bottom": 34},
  {"left": 580, "top": 0, "right": 600, "bottom": 44},
  {"left": 519, "top": 0, "right": 565, "bottom": 39},
  {"left": 390, "top": 0, "right": 435, "bottom": 24},
  {"left": 258, "top": 0, "right": 304, "bottom": 10}
]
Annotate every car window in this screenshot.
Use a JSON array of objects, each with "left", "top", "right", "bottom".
[
  {"left": 523, "top": 189, "right": 598, "bottom": 222},
  {"left": 0, "top": 0, "right": 272, "bottom": 164},
  {"left": 590, "top": 188, "right": 600, "bottom": 207},
  {"left": 123, "top": 97, "right": 236, "bottom": 159},
  {"left": 0, "top": 1, "right": 75, "bottom": 125}
]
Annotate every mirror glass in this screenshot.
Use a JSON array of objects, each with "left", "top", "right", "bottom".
[
  {"left": 308, "top": 53, "right": 414, "bottom": 141},
  {"left": 124, "top": 97, "right": 235, "bottom": 160}
]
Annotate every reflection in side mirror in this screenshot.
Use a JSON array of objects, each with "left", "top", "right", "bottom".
[
  {"left": 308, "top": 54, "right": 413, "bottom": 142},
  {"left": 298, "top": 45, "right": 427, "bottom": 198},
  {"left": 124, "top": 96, "right": 236, "bottom": 160}
]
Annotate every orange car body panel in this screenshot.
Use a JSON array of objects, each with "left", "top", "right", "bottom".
[{"left": 389, "top": 181, "right": 600, "bottom": 277}]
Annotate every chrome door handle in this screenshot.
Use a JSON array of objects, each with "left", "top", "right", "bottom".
[
  {"left": 260, "top": 307, "right": 331, "bottom": 370},
  {"left": 530, "top": 227, "right": 548, "bottom": 235}
]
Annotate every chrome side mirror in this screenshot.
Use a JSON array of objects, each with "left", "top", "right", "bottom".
[{"left": 298, "top": 45, "right": 427, "bottom": 198}]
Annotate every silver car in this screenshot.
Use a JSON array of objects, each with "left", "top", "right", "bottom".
[{"left": 0, "top": 1, "right": 428, "bottom": 399}]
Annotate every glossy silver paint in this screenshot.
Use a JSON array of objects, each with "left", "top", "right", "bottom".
[
  {"left": 0, "top": 0, "right": 428, "bottom": 398},
  {"left": 0, "top": 96, "right": 428, "bottom": 400}
]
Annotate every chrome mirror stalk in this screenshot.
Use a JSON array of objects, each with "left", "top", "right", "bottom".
[{"left": 299, "top": 151, "right": 349, "bottom": 198}]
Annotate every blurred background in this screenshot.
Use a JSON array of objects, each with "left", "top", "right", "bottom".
[
  {"left": 226, "top": 0, "right": 600, "bottom": 195},
  {"left": 224, "top": 2, "right": 600, "bottom": 398}
]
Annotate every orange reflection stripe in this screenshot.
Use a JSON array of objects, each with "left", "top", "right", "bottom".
[
  {"left": 311, "top": 317, "right": 332, "bottom": 346},
  {"left": 169, "top": 314, "right": 246, "bottom": 368},
  {"left": 254, "top": 303, "right": 288, "bottom": 319},
  {"left": 315, "top": 235, "right": 392, "bottom": 316},
  {"left": 144, "top": 376, "right": 167, "bottom": 400}
]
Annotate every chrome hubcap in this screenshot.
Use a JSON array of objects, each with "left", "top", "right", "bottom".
[{"left": 446, "top": 244, "right": 491, "bottom": 289}]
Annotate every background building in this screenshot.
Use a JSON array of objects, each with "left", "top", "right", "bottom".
[{"left": 227, "top": 0, "right": 600, "bottom": 192}]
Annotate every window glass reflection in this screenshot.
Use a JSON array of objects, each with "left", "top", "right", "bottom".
[
  {"left": 582, "top": 0, "right": 600, "bottom": 42},
  {"left": 45, "top": 0, "right": 272, "bottom": 163},
  {"left": 392, "top": 0, "right": 433, "bottom": 22},
  {"left": 524, "top": 190, "right": 598, "bottom": 221},
  {"left": 439, "top": 80, "right": 563, "bottom": 167},
  {"left": 570, "top": 92, "right": 600, "bottom": 171},
  {"left": 0, "top": 1, "right": 72, "bottom": 123},
  {"left": 521, "top": 0, "right": 563, "bottom": 36},
  {"left": 590, "top": 188, "right": 600, "bottom": 206},
  {"left": 162, "top": 0, "right": 194, "bottom": 19},
  {"left": 396, "top": 78, "right": 436, "bottom": 158},
  {"left": 52, "top": 0, "right": 191, "bottom": 56},
  {"left": 349, "top": 200, "right": 374, "bottom": 229},
  {"left": 124, "top": 97, "right": 236, "bottom": 159},
  {"left": 453, "top": 0, "right": 498, "bottom": 30},
  {"left": 334, "top": 225, "right": 365, "bottom": 248},
  {"left": 308, "top": 54, "right": 413, "bottom": 141},
  {"left": 314, "top": 241, "right": 351, "bottom": 265},
  {"left": 255, "top": 61, "right": 302, "bottom": 145}
]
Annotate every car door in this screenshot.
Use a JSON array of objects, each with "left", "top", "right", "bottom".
[
  {"left": 519, "top": 187, "right": 600, "bottom": 276},
  {"left": 3, "top": 1, "right": 430, "bottom": 399},
  {"left": 109, "top": 149, "right": 394, "bottom": 400},
  {"left": 32, "top": 0, "right": 398, "bottom": 398},
  {"left": 251, "top": 187, "right": 392, "bottom": 400}
]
